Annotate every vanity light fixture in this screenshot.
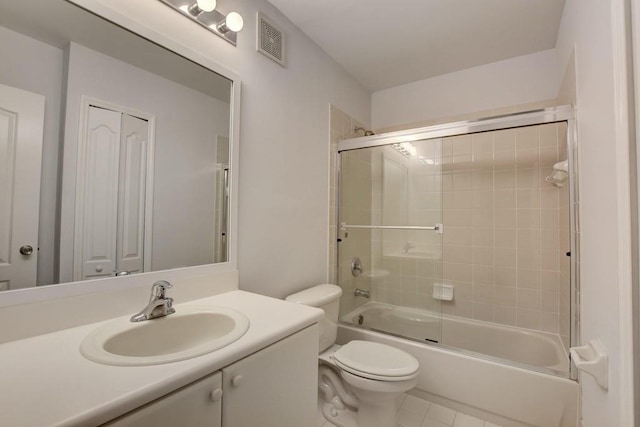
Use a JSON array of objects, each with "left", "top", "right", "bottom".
[
  {"left": 159, "top": 0, "right": 244, "bottom": 46},
  {"left": 216, "top": 11, "right": 244, "bottom": 33},
  {"left": 182, "top": 0, "right": 216, "bottom": 16}
]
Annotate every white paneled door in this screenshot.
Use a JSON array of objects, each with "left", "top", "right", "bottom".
[
  {"left": 79, "top": 107, "right": 121, "bottom": 279},
  {"left": 76, "top": 105, "right": 150, "bottom": 280},
  {"left": 116, "top": 114, "right": 148, "bottom": 275},
  {"left": 0, "top": 84, "right": 45, "bottom": 290}
]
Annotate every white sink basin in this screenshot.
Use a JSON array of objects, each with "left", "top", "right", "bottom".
[{"left": 80, "top": 305, "right": 250, "bottom": 366}]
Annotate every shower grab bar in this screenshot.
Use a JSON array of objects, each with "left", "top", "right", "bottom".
[{"left": 340, "top": 222, "right": 443, "bottom": 233}]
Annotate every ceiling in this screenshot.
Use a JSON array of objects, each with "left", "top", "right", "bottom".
[{"left": 268, "top": 0, "right": 566, "bottom": 92}]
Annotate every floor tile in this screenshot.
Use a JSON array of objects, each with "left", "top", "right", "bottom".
[
  {"left": 398, "top": 409, "right": 426, "bottom": 427},
  {"left": 453, "top": 413, "right": 484, "bottom": 427},
  {"left": 400, "top": 395, "right": 431, "bottom": 417},
  {"left": 425, "top": 403, "right": 456, "bottom": 425},
  {"left": 421, "top": 419, "right": 452, "bottom": 427},
  {"left": 396, "top": 393, "right": 408, "bottom": 410},
  {"left": 318, "top": 391, "right": 497, "bottom": 427}
]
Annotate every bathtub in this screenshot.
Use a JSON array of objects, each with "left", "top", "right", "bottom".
[
  {"left": 343, "top": 302, "right": 569, "bottom": 374},
  {"left": 339, "top": 302, "right": 578, "bottom": 427}
]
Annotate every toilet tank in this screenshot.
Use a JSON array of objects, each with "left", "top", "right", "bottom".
[{"left": 285, "top": 284, "right": 342, "bottom": 352}]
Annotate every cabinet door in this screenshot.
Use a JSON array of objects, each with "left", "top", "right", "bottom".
[
  {"left": 222, "top": 324, "right": 319, "bottom": 427},
  {"left": 103, "top": 371, "right": 222, "bottom": 427}
]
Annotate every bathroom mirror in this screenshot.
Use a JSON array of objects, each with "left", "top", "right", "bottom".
[{"left": 0, "top": 0, "right": 235, "bottom": 292}]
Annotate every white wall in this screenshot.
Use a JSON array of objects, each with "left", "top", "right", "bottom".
[
  {"left": 228, "top": 2, "right": 371, "bottom": 298},
  {"left": 371, "top": 49, "right": 559, "bottom": 130},
  {"left": 0, "top": 25, "right": 64, "bottom": 287},
  {"left": 66, "top": 0, "right": 371, "bottom": 299},
  {"left": 556, "top": 0, "right": 635, "bottom": 425},
  {"left": 60, "top": 42, "right": 231, "bottom": 280}
]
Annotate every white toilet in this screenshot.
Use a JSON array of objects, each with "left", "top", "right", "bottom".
[{"left": 286, "top": 284, "right": 419, "bottom": 427}]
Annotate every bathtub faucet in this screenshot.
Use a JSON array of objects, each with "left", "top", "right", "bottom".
[
  {"left": 401, "top": 241, "right": 415, "bottom": 253},
  {"left": 354, "top": 288, "right": 370, "bottom": 299}
]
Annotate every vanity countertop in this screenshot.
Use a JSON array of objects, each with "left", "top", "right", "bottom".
[{"left": 0, "top": 290, "right": 323, "bottom": 427}]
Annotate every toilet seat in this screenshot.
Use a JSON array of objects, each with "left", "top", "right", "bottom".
[{"left": 333, "top": 340, "right": 419, "bottom": 382}]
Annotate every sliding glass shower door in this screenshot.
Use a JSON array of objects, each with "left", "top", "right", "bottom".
[
  {"left": 337, "top": 137, "right": 444, "bottom": 344},
  {"left": 336, "top": 108, "right": 575, "bottom": 378}
]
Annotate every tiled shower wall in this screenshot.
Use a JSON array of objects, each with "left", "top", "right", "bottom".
[
  {"left": 332, "top": 110, "right": 570, "bottom": 341},
  {"left": 438, "top": 123, "right": 569, "bottom": 341},
  {"left": 369, "top": 145, "right": 443, "bottom": 314},
  {"left": 329, "top": 105, "right": 370, "bottom": 314}
]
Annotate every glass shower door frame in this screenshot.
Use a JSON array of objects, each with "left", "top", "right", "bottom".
[{"left": 336, "top": 106, "right": 579, "bottom": 380}]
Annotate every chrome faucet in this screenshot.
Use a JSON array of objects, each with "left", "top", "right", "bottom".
[
  {"left": 401, "top": 241, "right": 415, "bottom": 254},
  {"left": 130, "top": 280, "right": 176, "bottom": 322},
  {"left": 354, "top": 288, "right": 370, "bottom": 299}
]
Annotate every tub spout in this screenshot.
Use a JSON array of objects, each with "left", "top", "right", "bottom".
[{"left": 354, "top": 288, "right": 370, "bottom": 299}]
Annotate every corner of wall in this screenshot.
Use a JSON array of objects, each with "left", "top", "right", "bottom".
[
  {"left": 556, "top": 49, "right": 577, "bottom": 106},
  {"left": 328, "top": 105, "right": 370, "bottom": 285}
]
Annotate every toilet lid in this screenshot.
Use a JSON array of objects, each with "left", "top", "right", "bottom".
[{"left": 333, "top": 341, "right": 419, "bottom": 381}]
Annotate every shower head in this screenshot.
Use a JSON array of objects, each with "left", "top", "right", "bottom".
[{"left": 354, "top": 126, "right": 375, "bottom": 136}]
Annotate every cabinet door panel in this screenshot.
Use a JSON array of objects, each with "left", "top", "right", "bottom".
[
  {"left": 222, "top": 325, "right": 319, "bottom": 427},
  {"left": 103, "top": 371, "right": 222, "bottom": 427}
]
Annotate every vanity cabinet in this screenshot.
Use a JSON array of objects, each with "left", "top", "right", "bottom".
[
  {"left": 103, "top": 325, "right": 318, "bottom": 427},
  {"left": 103, "top": 372, "right": 223, "bottom": 427},
  {"left": 222, "top": 324, "right": 318, "bottom": 426}
]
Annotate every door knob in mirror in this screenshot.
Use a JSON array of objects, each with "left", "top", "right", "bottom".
[{"left": 19, "top": 245, "right": 33, "bottom": 256}]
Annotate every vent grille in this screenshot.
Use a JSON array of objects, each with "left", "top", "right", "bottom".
[{"left": 257, "top": 12, "right": 286, "bottom": 67}]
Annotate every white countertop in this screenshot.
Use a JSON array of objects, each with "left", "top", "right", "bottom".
[{"left": 0, "top": 290, "right": 323, "bottom": 427}]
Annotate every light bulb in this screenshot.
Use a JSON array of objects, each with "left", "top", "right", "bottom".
[
  {"left": 225, "top": 12, "right": 244, "bottom": 32},
  {"left": 196, "top": 0, "right": 216, "bottom": 12}
]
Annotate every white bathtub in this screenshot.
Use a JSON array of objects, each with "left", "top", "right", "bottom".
[
  {"left": 339, "top": 303, "right": 578, "bottom": 427},
  {"left": 343, "top": 302, "right": 569, "bottom": 373}
]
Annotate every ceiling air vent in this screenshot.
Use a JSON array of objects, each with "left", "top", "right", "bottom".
[{"left": 257, "top": 12, "right": 286, "bottom": 67}]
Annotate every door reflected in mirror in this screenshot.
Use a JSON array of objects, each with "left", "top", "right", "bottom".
[{"left": 0, "top": 0, "right": 233, "bottom": 291}]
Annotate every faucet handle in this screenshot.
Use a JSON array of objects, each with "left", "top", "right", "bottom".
[{"left": 150, "top": 280, "right": 172, "bottom": 299}]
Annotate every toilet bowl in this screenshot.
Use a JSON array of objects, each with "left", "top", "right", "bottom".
[
  {"left": 286, "top": 285, "right": 420, "bottom": 427},
  {"left": 327, "top": 340, "right": 419, "bottom": 427}
]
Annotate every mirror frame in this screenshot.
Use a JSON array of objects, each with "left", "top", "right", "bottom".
[{"left": 0, "top": 0, "right": 241, "bottom": 308}]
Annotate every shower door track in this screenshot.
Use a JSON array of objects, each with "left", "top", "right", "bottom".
[{"left": 337, "top": 105, "right": 575, "bottom": 152}]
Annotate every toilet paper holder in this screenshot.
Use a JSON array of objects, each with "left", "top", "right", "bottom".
[{"left": 569, "top": 339, "right": 608, "bottom": 389}]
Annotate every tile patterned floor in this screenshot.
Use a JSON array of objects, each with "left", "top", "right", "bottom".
[{"left": 317, "top": 394, "right": 502, "bottom": 427}]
